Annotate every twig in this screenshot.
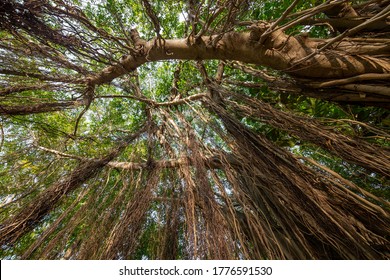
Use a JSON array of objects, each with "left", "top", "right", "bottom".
[
  {"left": 195, "top": 6, "right": 226, "bottom": 39},
  {"left": 260, "top": 0, "right": 300, "bottom": 43},
  {"left": 279, "top": 0, "right": 344, "bottom": 32},
  {"left": 96, "top": 94, "right": 155, "bottom": 105},
  {"left": 35, "top": 145, "right": 84, "bottom": 160},
  {"left": 73, "top": 85, "right": 95, "bottom": 136},
  {"left": 0, "top": 122, "right": 4, "bottom": 152},
  {"left": 97, "top": 93, "right": 207, "bottom": 107},
  {"left": 141, "top": 0, "right": 161, "bottom": 36}
]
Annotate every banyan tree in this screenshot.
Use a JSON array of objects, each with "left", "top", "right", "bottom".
[{"left": 0, "top": 0, "right": 389, "bottom": 259}]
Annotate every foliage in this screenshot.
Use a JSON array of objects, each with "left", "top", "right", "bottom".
[{"left": 0, "top": 0, "right": 389, "bottom": 260}]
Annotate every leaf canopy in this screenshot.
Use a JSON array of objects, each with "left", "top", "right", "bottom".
[{"left": 0, "top": 0, "right": 389, "bottom": 260}]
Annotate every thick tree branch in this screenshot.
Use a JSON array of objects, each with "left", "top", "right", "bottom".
[
  {"left": 338, "top": 84, "right": 390, "bottom": 97},
  {"left": 88, "top": 29, "right": 390, "bottom": 87},
  {"left": 0, "top": 84, "right": 53, "bottom": 96},
  {"left": 96, "top": 93, "right": 207, "bottom": 107},
  {"left": 0, "top": 100, "right": 85, "bottom": 116},
  {"left": 0, "top": 69, "right": 84, "bottom": 84}
]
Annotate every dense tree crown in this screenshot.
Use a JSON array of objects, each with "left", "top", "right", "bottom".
[{"left": 0, "top": 0, "right": 389, "bottom": 259}]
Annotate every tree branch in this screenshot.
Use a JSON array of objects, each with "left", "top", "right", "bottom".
[
  {"left": 0, "top": 100, "right": 85, "bottom": 116},
  {"left": 309, "top": 73, "right": 390, "bottom": 88}
]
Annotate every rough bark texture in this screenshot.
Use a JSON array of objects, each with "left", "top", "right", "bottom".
[
  {"left": 90, "top": 29, "right": 390, "bottom": 84},
  {"left": 0, "top": 100, "right": 84, "bottom": 115}
]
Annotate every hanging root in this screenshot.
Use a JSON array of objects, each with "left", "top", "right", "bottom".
[{"left": 204, "top": 98, "right": 390, "bottom": 259}]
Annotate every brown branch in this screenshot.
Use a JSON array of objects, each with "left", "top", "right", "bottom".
[
  {"left": 87, "top": 29, "right": 390, "bottom": 88},
  {"left": 215, "top": 61, "right": 225, "bottom": 84},
  {"left": 108, "top": 155, "right": 231, "bottom": 170},
  {"left": 0, "top": 84, "right": 52, "bottom": 96},
  {"left": 73, "top": 86, "right": 95, "bottom": 136},
  {"left": 309, "top": 73, "right": 390, "bottom": 88},
  {"left": 96, "top": 94, "right": 154, "bottom": 104},
  {"left": 170, "top": 62, "right": 182, "bottom": 97},
  {"left": 35, "top": 145, "right": 84, "bottom": 161},
  {"left": 141, "top": 0, "right": 161, "bottom": 35},
  {"left": 302, "top": 90, "right": 390, "bottom": 107},
  {"left": 324, "top": 1, "right": 359, "bottom": 18},
  {"left": 195, "top": 5, "right": 226, "bottom": 39},
  {"left": 278, "top": 1, "right": 346, "bottom": 32},
  {"left": 36, "top": 143, "right": 239, "bottom": 170},
  {"left": 0, "top": 100, "right": 84, "bottom": 116},
  {"left": 0, "top": 69, "right": 84, "bottom": 84},
  {"left": 291, "top": 5, "right": 390, "bottom": 68},
  {"left": 157, "top": 93, "right": 207, "bottom": 107},
  {"left": 338, "top": 84, "right": 390, "bottom": 97},
  {"left": 0, "top": 122, "right": 4, "bottom": 152},
  {"left": 353, "top": 0, "right": 387, "bottom": 9},
  {"left": 301, "top": 17, "right": 389, "bottom": 32},
  {"left": 260, "top": 0, "right": 300, "bottom": 43},
  {"left": 227, "top": 61, "right": 277, "bottom": 82}
]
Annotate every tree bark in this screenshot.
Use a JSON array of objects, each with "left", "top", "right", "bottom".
[
  {"left": 0, "top": 100, "right": 85, "bottom": 115},
  {"left": 89, "top": 27, "right": 390, "bottom": 86}
]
